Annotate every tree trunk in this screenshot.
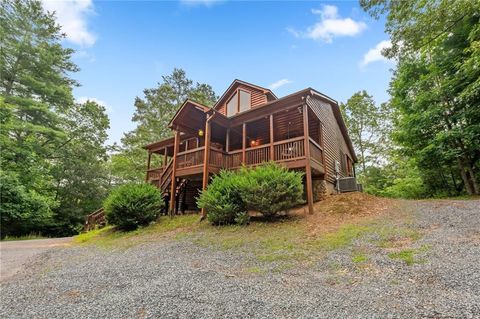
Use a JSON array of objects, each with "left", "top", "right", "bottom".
[
  {"left": 466, "top": 164, "right": 479, "bottom": 195},
  {"left": 458, "top": 159, "right": 474, "bottom": 195}
]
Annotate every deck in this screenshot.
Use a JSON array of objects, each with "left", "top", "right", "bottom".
[{"left": 147, "top": 135, "right": 324, "bottom": 183}]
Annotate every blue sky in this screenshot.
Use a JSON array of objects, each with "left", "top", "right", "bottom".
[{"left": 42, "top": 0, "right": 393, "bottom": 145}]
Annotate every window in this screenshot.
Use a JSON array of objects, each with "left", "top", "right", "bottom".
[
  {"left": 226, "top": 92, "right": 237, "bottom": 117},
  {"left": 239, "top": 90, "right": 250, "bottom": 113},
  {"left": 226, "top": 90, "right": 251, "bottom": 116}
]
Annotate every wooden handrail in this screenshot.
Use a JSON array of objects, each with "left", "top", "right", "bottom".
[
  {"left": 309, "top": 137, "right": 323, "bottom": 150},
  {"left": 176, "top": 146, "right": 205, "bottom": 156},
  {"left": 272, "top": 136, "right": 305, "bottom": 146}
]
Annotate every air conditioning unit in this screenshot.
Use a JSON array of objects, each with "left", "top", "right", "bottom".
[
  {"left": 338, "top": 177, "right": 358, "bottom": 193},
  {"left": 357, "top": 183, "right": 363, "bottom": 192}
]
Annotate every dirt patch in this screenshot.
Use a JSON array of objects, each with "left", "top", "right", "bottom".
[{"left": 294, "top": 193, "right": 395, "bottom": 237}]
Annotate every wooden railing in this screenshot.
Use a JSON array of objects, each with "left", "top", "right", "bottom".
[
  {"left": 225, "top": 150, "right": 243, "bottom": 169},
  {"left": 209, "top": 148, "right": 225, "bottom": 168},
  {"left": 309, "top": 138, "right": 324, "bottom": 164},
  {"left": 245, "top": 144, "right": 270, "bottom": 166},
  {"left": 165, "top": 136, "right": 310, "bottom": 175},
  {"left": 84, "top": 208, "right": 105, "bottom": 232},
  {"left": 273, "top": 136, "right": 305, "bottom": 162},
  {"left": 146, "top": 167, "right": 164, "bottom": 181},
  {"left": 159, "top": 160, "right": 174, "bottom": 193},
  {"left": 176, "top": 147, "right": 205, "bottom": 169}
]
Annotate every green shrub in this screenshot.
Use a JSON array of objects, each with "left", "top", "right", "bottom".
[
  {"left": 197, "top": 170, "right": 247, "bottom": 225},
  {"left": 104, "top": 183, "right": 164, "bottom": 230},
  {"left": 240, "top": 162, "right": 305, "bottom": 217},
  {"left": 197, "top": 163, "right": 305, "bottom": 225}
]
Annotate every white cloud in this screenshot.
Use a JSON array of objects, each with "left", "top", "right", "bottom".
[
  {"left": 41, "top": 0, "right": 96, "bottom": 47},
  {"left": 179, "top": 0, "right": 223, "bottom": 7},
  {"left": 360, "top": 40, "right": 392, "bottom": 67},
  {"left": 77, "top": 97, "right": 113, "bottom": 114},
  {"left": 288, "top": 5, "right": 367, "bottom": 43},
  {"left": 268, "top": 79, "right": 293, "bottom": 90}
]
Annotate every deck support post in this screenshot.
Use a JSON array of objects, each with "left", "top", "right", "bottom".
[
  {"left": 169, "top": 130, "right": 180, "bottom": 217},
  {"left": 145, "top": 151, "right": 152, "bottom": 182},
  {"left": 226, "top": 128, "right": 230, "bottom": 152},
  {"left": 302, "top": 102, "right": 314, "bottom": 215},
  {"left": 163, "top": 147, "right": 168, "bottom": 167},
  {"left": 201, "top": 115, "right": 212, "bottom": 218},
  {"left": 242, "top": 122, "right": 246, "bottom": 164},
  {"left": 269, "top": 114, "right": 274, "bottom": 161}
]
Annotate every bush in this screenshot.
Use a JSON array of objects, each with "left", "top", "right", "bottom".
[
  {"left": 240, "top": 162, "right": 305, "bottom": 217},
  {"left": 197, "top": 162, "right": 305, "bottom": 225},
  {"left": 197, "top": 170, "right": 247, "bottom": 225},
  {"left": 104, "top": 183, "right": 164, "bottom": 230}
]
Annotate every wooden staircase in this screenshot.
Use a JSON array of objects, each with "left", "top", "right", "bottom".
[
  {"left": 84, "top": 208, "right": 106, "bottom": 231},
  {"left": 152, "top": 160, "right": 188, "bottom": 215}
]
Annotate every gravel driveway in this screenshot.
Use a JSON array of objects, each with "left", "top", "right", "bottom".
[
  {"left": 1, "top": 200, "right": 479, "bottom": 318},
  {"left": 0, "top": 237, "right": 72, "bottom": 281}
]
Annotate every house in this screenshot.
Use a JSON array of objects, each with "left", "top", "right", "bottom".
[{"left": 143, "top": 80, "right": 357, "bottom": 216}]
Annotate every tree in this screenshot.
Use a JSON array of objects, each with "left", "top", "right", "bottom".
[
  {"left": 48, "top": 100, "right": 110, "bottom": 236},
  {"left": 0, "top": 0, "right": 78, "bottom": 236},
  {"left": 113, "top": 68, "right": 217, "bottom": 183},
  {"left": 340, "top": 91, "right": 391, "bottom": 175},
  {"left": 1, "top": 1, "right": 112, "bottom": 237},
  {"left": 361, "top": 0, "right": 480, "bottom": 195}
]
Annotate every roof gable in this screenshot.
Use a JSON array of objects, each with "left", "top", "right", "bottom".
[{"left": 213, "top": 79, "right": 277, "bottom": 112}]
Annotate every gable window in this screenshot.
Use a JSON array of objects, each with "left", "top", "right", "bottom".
[
  {"left": 239, "top": 90, "right": 251, "bottom": 112},
  {"left": 226, "top": 89, "right": 251, "bottom": 116},
  {"left": 226, "top": 92, "right": 238, "bottom": 117}
]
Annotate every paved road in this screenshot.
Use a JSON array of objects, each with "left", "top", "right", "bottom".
[{"left": 0, "top": 237, "right": 72, "bottom": 281}]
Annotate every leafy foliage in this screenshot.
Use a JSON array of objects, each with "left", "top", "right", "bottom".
[
  {"left": 358, "top": 0, "right": 480, "bottom": 197},
  {"left": 197, "top": 170, "right": 247, "bottom": 225},
  {"left": 104, "top": 183, "right": 164, "bottom": 231},
  {"left": 239, "top": 162, "right": 304, "bottom": 217},
  {"left": 0, "top": 0, "right": 111, "bottom": 237},
  {"left": 198, "top": 163, "right": 304, "bottom": 225},
  {"left": 0, "top": 171, "right": 53, "bottom": 238},
  {"left": 113, "top": 69, "right": 217, "bottom": 183}
]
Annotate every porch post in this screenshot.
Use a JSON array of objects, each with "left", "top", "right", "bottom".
[
  {"left": 242, "top": 122, "right": 246, "bottom": 164},
  {"left": 201, "top": 116, "right": 212, "bottom": 218},
  {"left": 269, "top": 114, "right": 274, "bottom": 161},
  {"left": 169, "top": 130, "right": 180, "bottom": 216},
  {"left": 163, "top": 147, "right": 168, "bottom": 167},
  {"left": 145, "top": 151, "right": 152, "bottom": 182},
  {"left": 226, "top": 128, "right": 230, "bottom": 152},
  {"left": 302, "top": 103, "right": 314, "bottom": 215}
]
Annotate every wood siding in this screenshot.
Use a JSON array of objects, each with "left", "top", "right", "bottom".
[
  {"left": 308, "top": 97, "right": 353, "bottom": 183},
  {"left": 217, "top": 84, "right": 268, "bottom": 116}
]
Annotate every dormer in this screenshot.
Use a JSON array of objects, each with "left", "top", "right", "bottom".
[{"left": 214, "top": 80, "right": 277, "bottom": 117}]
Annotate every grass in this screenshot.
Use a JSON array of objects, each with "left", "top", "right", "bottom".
[
  {"left": 388, "top": 245, "right": 431, "bottom": 266},
  {"left": 388, "top": 249, "right": 416, "bottom": 265},
  {"left": 75, "top": 194, "right": 425, "bottom": 273},
  {"left": 1, "top": 234, "right": 47, "bottom": 241},
  {"left": 74, "top": 214, "right": 199, "bottom": 248},
  {"left": 352, "top": 252, "right": 368, "bottom": 263}
]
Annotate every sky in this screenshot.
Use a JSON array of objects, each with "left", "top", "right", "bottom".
[{"left": 41, "top": 0, "right": 394, "bottom": 145}]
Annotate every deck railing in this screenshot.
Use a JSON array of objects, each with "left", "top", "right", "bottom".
[
  {"left": 209, "top": 148, "right": 225, "bottom": 168},
  {"left": 225, "top": 150, "right": 243, "bottom": 169},
  {"left": 147, "top": 167, "right": 164, "bottom": 181},
  {"left": 176, "top": 147, "right": 205, "bottom": 169},
  {"left": 309, "top": 138, "right": 323, "bottom": 164},
  {"left": 245, "top": 144, "right": 271, "bottom": 166},
  {"left": 273, "top": 136, "right": 305, "bottom": 162},
  {"left": 173, "top": 136, "right": 320, "bottom": 171}
]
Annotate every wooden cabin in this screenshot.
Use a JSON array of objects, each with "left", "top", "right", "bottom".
[{"left": 144, "top": 80, "right": 357, "bottom": 215}]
